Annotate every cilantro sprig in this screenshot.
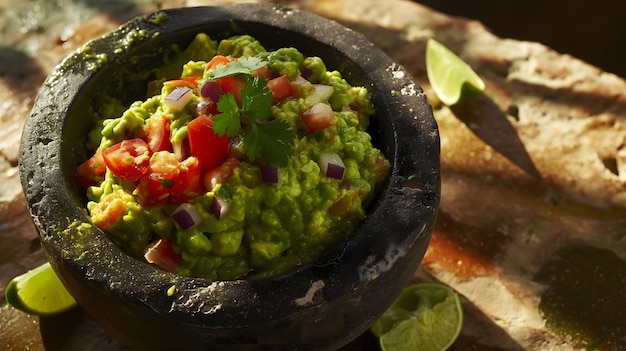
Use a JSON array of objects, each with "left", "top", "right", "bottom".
[
  {"left": 210, "top": 59, "right": 296, "bottom": 167},
  {"left": 207, "top": 57, "right": 267, "bottom": 80}
]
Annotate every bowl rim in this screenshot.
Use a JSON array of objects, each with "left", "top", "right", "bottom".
[{"left": 19, "top": 3, "right": 440, "bottom": 327}]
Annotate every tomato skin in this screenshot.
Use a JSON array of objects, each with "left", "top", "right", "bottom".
[
  {"left": 253, "top": 65, "right": 272, "bottom": 79},
  {"left": 143, "top": 114, "right": 172, "bottom": 153},
  {"left": 77, "top": 149, "right": 106, "bottom": 188},
  {"left": 217, "top": 76, "right": 245, "bottom": 106},
  {"left": 135, "top": 152, "right": 204, "bottom": 206},
  {"left": 135, "top": 151, "right": 180, "bottom": 207},
  {"left": 136, "top": 173, "right": 173, "bottom": 207},
  {"left": 102, "top": 138, "right": 151, "bottom": 182},
  {"left": 301, "top": 102, "right": 335, "bottom": 134},
  {"left": 267, "top": 75, "right": 293, "bottom": 103},
  {"left": 162, "top": 76, "right": 201, "bottom": 89},
  {"left": 187, "top": 115, "right": 229, "bottom": 172},
  {"left": 203, "top": 157, "right": 240, "bottom": 191},
  {"left": 93, "top": 196, "right": 126, "bottom": 230},
  {"left": 171, "top": 157, "right": 203, "bottom": 203},
  {"left": 205, "top": 55, "right": 232, "bottom": 72}
]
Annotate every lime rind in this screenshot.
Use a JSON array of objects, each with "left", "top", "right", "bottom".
[
  {"left": 426, "top": 38, "right": 485, "bottom": 106},
  {"left": 4, "top": 262, "right": 77, "bottom": 316},
  {"left": 372, "top": 283, "right": 464, "bottom": 351}
]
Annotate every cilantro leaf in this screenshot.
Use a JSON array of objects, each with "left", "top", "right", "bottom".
[
  {"left": 208, "top": 57, "right": 296, "bottom": 167},
  {"left": 243, "top": 121, "right": 296, "bottom": 167},
  {"left": 213, "top": 93, "right": 241, "bottom": 138},
  {"left": 208, "top": 57, "right": 267, "bottom": 80},
  {"left": 241, "top": 77, "right": 273, "bottom": 122}
]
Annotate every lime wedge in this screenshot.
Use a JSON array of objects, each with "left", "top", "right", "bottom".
[
  {"left": 4, "top": 262, "right": 77, "bottom": 316},
  {"left": 371, "top": 283, "right": 464, "bottom": 351},
  {"left": 426, "top": 38, "right": 485, "bottom": 105}
]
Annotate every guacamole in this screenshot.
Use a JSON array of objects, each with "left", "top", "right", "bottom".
[{"left": 78, "top": 34, "right": 390, "bottom": 280}]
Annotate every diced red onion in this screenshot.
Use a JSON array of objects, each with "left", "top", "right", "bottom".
[
  {"left": 144, "top": 238, "right": 180, "bottom": 272},
  {"left": 319, "top": 152, "right": 345, "bottom": 180},
  {"left": 200, "top": 80, "right": 221, "bottom": 101},
  {"left": 164, "top": 87, "right": 193, "bottom": 111},
  {"left": 172, "top": 203, "right": 202, "bottom": 230},
  {"left": 211, "top": 196, "right": 230, "bottom": 220},
  {"left": 301, "top": 68, "right": 314, "bottom": 80},
  {"left": 172, "top": 138, "right": 191, "bottom": 161},
  {"left": 259, "top": 164, "right": 279, "bottom": 184}
]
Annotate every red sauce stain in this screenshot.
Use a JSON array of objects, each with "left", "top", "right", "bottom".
[{"left": 423, "top": 211, "right": 509, "bottom": 279}]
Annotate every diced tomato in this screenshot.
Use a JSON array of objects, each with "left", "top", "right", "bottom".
[
  {"left": 135, "top": 151, "right": 180, "bottom": 207},
  {"left": 217, "top": 76, "right": 245, "bottom": 106},
  {"left": 76, "top": 149, "right": 106, "bottom": 188},
  {"left": 136, "top": 173, "right": 173, "bottom": 207},
  {"left": 205, "top": 56, "right": 245, "bottom": 105},
  {"left": 135, "top": 152, "right": 203, "bottom": 206},
  {"left": 102, "top": 138, "right": 151, "bottom": 182},
  {"left": 253, "top": 65, "right": 272, "bottom": 79},
  {"left": 267, "top": 75, "right": 293, "bottom": 103},
  {"left": 187, "top": 115, "right": 229, "bottom": 172},
  {"left": 143, "top": 114, "right": 172, "bottom": 153},
  {"left": 171, "top": 157, "right": 203, "bottom": 203},
  {"left": 144, "top": 238, "right": 180, "bottom": 273},
  {"left": 205, "top": 55, "right": 232, "bottom": 72},
  {"left": 301, "top": 102, "right": 335, "bottom": 134},
  {"left": 203, "top": 157, "right": 240, "bottom": 191},
  {"left": 162, "top": 76, "right": 201, "bottom": 89},
  {"left": 93, "top": 196, "right": 126, "bottom": 230}
]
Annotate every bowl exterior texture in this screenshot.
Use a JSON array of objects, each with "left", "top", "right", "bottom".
[{"left": 19, "top": 4, "right": 440, "bottom": 350}]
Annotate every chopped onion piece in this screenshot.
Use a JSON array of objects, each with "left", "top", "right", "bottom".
[
  {"left": 211, "top": 196, "right": 230, "bottom": 220},
  {"left": 259, "top": 164, "right": 279, "bottom": 184},
  {"left": 200, "top": 80, "right": 221, "bottom": 101},
  {"left": 291, "top": 75, "right": 311, "bottom": 87},
  {"left": 164, "top": 87, "right": 193, "bottom": 111},
  {"left": 306, "top": 84, "right": 334, "bottom": 105},
  {"left": 172, "top": 203, "right": 202, "bottom": 230},
  {"left": 172, "top": 138, "right": 191, "bottom": 161},
  {"left": 291, "top": 77, "right": 332, "bottom": 105},
  {"left": 196, "top": 99, "right": 213, "bottom": 115},
  {"left": 144, "top": 238, "right": 180, "bottom": 273},
  {"left": 301, "top": 68, "right": 314, "bottom": 80},
  {"left": 319, "top": 152, "right": 345, "bottom": 180}
]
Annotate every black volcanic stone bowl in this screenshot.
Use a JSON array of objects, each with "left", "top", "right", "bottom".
[{"left": 19, "top": 3, "right": 440, "bottom": 350}]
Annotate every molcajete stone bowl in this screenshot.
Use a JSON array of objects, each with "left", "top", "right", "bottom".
[{"left": 19, "top": 3, "right": 440, "bottom": 350}]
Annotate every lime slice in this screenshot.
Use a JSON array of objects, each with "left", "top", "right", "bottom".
[
  {"left": 426, "top": 38, "right": 485, "bottom": 105},
  {"left": 371, "top": 283, "right": 464, "bottom": 351},
  {"left": 4, "top": 262, "right": 77, "bottom": 316}
]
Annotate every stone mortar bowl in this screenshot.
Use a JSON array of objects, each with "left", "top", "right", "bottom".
[{"left": 19, "top": 3, "right": 440, "bottom": 350}]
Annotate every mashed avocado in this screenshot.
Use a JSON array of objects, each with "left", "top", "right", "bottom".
[{"left": 79, "top": 34, "right": 390, "bottom": 280}]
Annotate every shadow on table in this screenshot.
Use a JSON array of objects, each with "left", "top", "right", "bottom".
[
  {"left": 40, "top": 308, "right": 129, "bottom": 351},
  {"left": 0, "top": 46, "right": 46, "bottom": 87},
  {"left": 450, "top": 94, "right": 541, "bottom": 180}
]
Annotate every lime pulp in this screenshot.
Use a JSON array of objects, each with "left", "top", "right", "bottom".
[
  {"left": 425, "top": 38, "right": 485, "bottom": 106},
  {"left": 4, "top": 262, "right": 77, "bottom": 316},
  {"left": 371, "top": 283, "right": 464, "bottom": 351}
]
